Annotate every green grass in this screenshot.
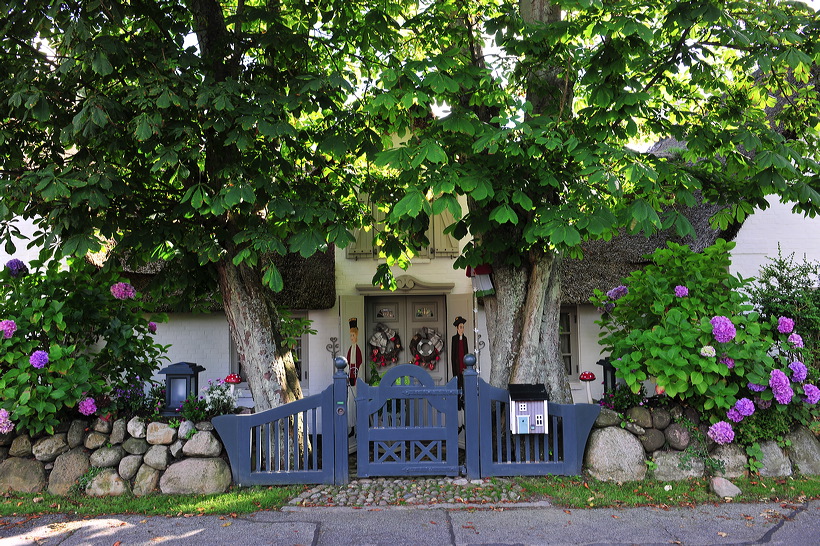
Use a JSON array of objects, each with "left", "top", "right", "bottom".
[
  {"left": 3, "top": 475, "right": 820, "bottom": 517},
  {"left": 0, "top": 485, "right": 302, "bottom": 517},
  {"left": 516, "top": 474, "right": 820, "bottom": 508}
]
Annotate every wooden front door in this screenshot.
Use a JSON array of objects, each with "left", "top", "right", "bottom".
[{"left": 364, "top": 295, "right": 449, "bottom": 385}]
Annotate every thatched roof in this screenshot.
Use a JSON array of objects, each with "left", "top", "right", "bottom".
[
  {"left": 559, "top": 202, "right": 738, "bottom": 304},
  {"left": 267, "top": 248, "right": 336, "bottom": 310}
]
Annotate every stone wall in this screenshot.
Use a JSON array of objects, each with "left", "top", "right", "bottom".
[
  {"left": 585, "top": 404, "right": 820, "bottom": 482},
  {"left": 0, "top": 417, "right": 231, "bottom": 496}
]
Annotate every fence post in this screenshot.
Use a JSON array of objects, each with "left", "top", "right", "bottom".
[
  {"left": 332, "top": 356, "right": 350, "bottom": 485},
  {"left": 565, "top": 403, "right": 601, "bottom": 476},
  {"left": 462, "top": 354, "right": 481, "bottom": 479}
]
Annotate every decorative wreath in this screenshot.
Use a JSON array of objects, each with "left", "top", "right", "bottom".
[
  {"left": 409, "top": 327, "right": 443, "bottom": 370},
  {"left": 369, "top": 323, "right": 403, "bottom": 367}
]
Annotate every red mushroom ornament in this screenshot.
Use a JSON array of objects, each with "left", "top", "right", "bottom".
[
  {"left": 579, "top": 371, "right": 596, "bottom": 404},
  {"left": 225, "top": 373, "right": 242, "bottom": 398}
]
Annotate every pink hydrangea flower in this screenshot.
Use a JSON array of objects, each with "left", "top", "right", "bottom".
[
  {"left": 0, "top": 409, "right": 13, "bottom": 434},
  {"left": 777, "top": 317, "right": 795, "bottom": 334},
  {"left": 788, "top": 333, "right": 804, "bottom": 348},
  {"left": 5, "top": 259, "right": 28, "bottom": 278},
  {"left": 0, "top": 319, "right": 16, "bottom": 339},
  {"left": 110, "top": 282, "right": 136, "bottom": 300},
  {"left": 148, "top": 321, "right": 157, "bottom": 334},
  {"left": 708, "top": 421, "right": 734, "bottom": 445},
  {"left": 710, "top": 316, "right": 736, "bottom": 343},
  {"left": 789, "top": 361, "right": 807, "bottom": 383},
  {"left": 719, "top": 356, "right": 735, "bottom": 369},
  {"left": 78, "top": 397, "right": 97, "bottom": 416},
  {"left": 770, "top": 369, "right": 794, "bottom": 404},
  {"left": 30, "top": 350, "right": 49, "bottom": 369},
  {"left": 803, "top": 384, "right": 820, "bottom": 405},
  {"left": 606, "top": 285, "right": 628, "bottom": 300},
  {"left": 726, "top": 408, "right": 743, "bottom": 423},
  {"left": 733, "top": 398, "right": 755, "bottom": 417},
  {"left": 674, "top": 285, "right": 689, "bottom": 297}
]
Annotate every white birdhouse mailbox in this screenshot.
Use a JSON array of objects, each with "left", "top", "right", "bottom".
[{"left": 509, "top": 384, "right": 549, "bottom": 434}]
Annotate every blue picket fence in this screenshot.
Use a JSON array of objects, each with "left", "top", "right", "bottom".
[
  {"left": 215, "top": 356, "right": 599, "bottom": 485},
  {"left": 212, "top": 359, "right": 349, "bottom": 486}
]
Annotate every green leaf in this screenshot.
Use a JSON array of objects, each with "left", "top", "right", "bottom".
[
  {"left": 391, "top": 190, "right": 425, "bottom": 219},
  {"left": 134, "top": 114, "right": 155, "bottom": 141},
  {"left": 328, "top": 223, "right": 356, "bottom": 248},
  {"left": 261, "top": 264, "right": 284, "bottom": 292},
  {"left": 91, "top": 51, "right": 113, "bottom": 76},
  {"left": 289, "top": 229, "right": 324, "bottom": 257},
  {"left": 512, "top": 191, "right": 533, "bottom": 210},
  {"left": 319, "top": 134, "right": 348, "bottom": 158},
  {"left": 489, "top": 203, "right": 518, "bottom": 225},
  {"left": 470, "top": 179, "right": 494, "bottom": 201},
  {"left": 156, "top": 90, "right": 172, "bottom": 109},
  {"left": 551, "top": 225, "right": 581, "bottom": 247}
]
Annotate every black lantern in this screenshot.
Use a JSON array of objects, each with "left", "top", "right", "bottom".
[
  {"left": 158, "top": 361, "right": 205, "bottom": 416},
  {"left": 596, "top": 358, "right": 617, "bottom": 393}
]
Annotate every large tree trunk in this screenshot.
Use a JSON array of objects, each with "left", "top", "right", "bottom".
[
  {"left": 478, "top": 0, "right": 572, "bottom": 402},
  {"left": 215, "top": 259, "right": 303, "bottom": 412},
  {"left": 484, "top": 250, "right": 572, "bottom": 403}
]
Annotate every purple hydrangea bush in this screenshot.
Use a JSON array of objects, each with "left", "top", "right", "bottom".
[
  {"left": 0, "top": 258, "right": 167, "bottom": 436},
  {"left": 593, "top": 240, "right": 820, "bottom": 454}
]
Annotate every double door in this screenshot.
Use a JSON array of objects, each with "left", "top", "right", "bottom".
[{"left": 364, "top": 295, "right": 449, "bottom": 385}]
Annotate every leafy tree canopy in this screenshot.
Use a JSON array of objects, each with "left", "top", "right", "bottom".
[
  {"left": 1, "top": 0, "right": 405, "bottom": 300},
  {"left": 366, "top": 0, "right": 820, "bottom": 284},
  {"left": 2, "top": 1, "right": 820, "bottom": 401},
  {"left": 2, "top": 1, "right": 819, "bottom": 290}
]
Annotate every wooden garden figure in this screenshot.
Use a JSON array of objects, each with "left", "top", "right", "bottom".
[
  {"left": 451, "top": 316, "right": 469, "bottom": 386},
  {"left": 346, "top": 318, "right": 362, "bottom": 385}
]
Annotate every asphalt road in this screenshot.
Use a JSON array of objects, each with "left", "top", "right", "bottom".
[{"left": 1, "top": 499, "right": 817, "bottom": 545}]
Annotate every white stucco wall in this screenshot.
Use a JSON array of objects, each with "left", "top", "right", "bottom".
[
  {"left": 0, "top": 217, "right": 44, "bottom": 265},
  {"left": 729, "top": 196, "right": 820, "bottom": 280},
  {"left": 149, "top": 312, "right": 232, "bottom": 390}
]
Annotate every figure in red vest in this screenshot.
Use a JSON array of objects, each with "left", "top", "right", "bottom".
[
  {"left": 451, "top": 316, "right": 469, "bottom": 386},
  {"left": 347, "top": 318, "right": 363, "bottom": 385}
]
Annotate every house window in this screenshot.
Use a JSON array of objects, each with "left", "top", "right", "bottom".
[
  {"left": 229, "top": 312, "right": 307, "bottom": 381},
  {"left": 346, "top": 195, "right": 459, "bottom": 260},
  {"left": 559, "top": 306, "right": 579, "bottom": 378},
  {"left": 518, "top": 402, "right": 527, "bottom": 412},
  {"left": 535, "top": 414, "right": 543, "bottom": 427}
]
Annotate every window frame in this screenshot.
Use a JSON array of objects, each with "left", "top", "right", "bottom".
[{"left": 559, "top": 306, "right": 579, "bottom": 379}]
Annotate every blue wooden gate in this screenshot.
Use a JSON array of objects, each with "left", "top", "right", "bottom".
[
  {"left": 212, "top": 358, "right": 349, "bottom": 486},
  {"left": 355, "top": 364, "right": 461, "bottom": 478},
  {"left": 215, "top": 356, "right": 599, "bottom": 485},
  {"left": 462, "top": 363, "right": 601, "bottom": 477}
]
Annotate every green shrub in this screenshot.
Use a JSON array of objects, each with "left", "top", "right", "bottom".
[
  {"left": 0, "top": 258, "right": 167, "bottom": 435},
  {"left": 591, "top": 240, "right": 820, "bottom": 447},
  {"left": 204, "top": 379, "right": 236, "bottom": 417},
  {"left": 177, "top": 379, "right": 237, "bottom": 422},
  {"left": 178, "top": 394, "right": 210, "bottom": 422},
  {"left": 733, "top": 405, "right": 794, "bottom": 446},
  {"left": 747, "top": 248, "right": 820, "bottom": 370},
  {"left": 598, "top": 383, "right": 647, "bottom": 413}
]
